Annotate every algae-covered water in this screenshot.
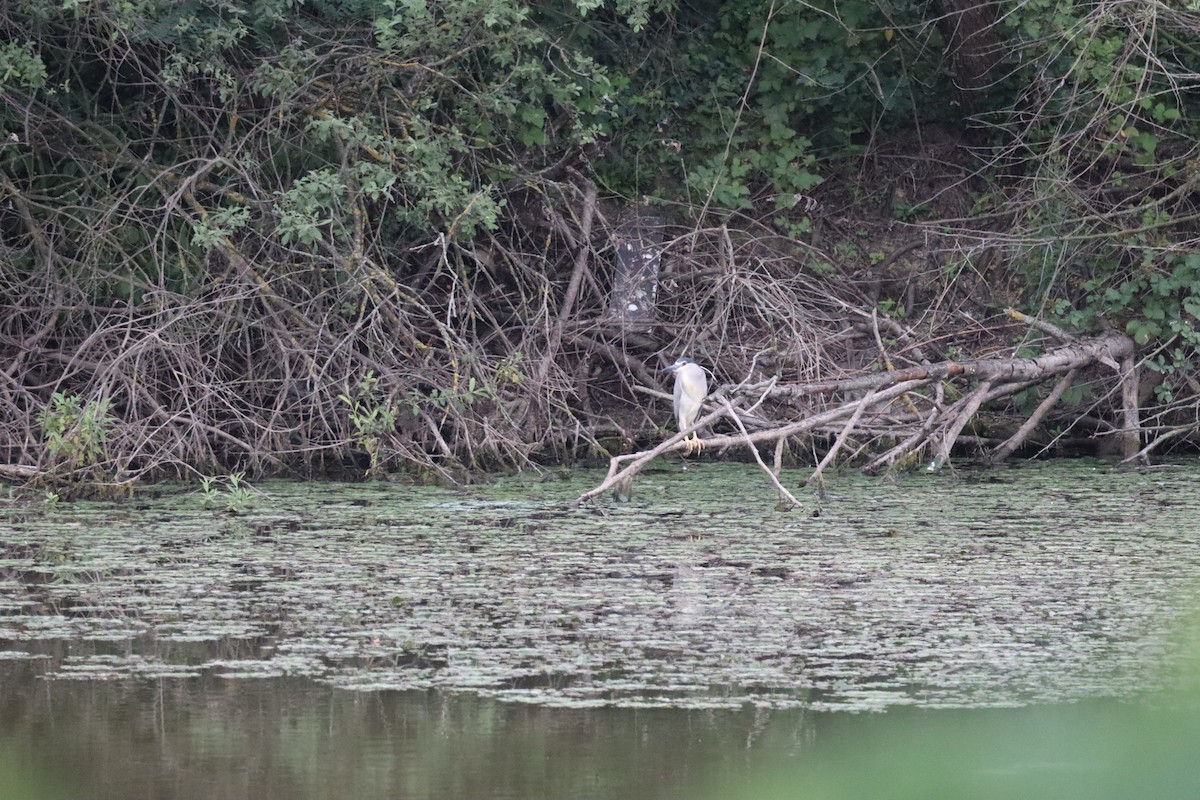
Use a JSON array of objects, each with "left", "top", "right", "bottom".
[
  {"left": 4, "top": 461, "right": 1198, "bottom": 710},
  {"left": 2, "top": 460, "right": 1200, "bottom": 798}
]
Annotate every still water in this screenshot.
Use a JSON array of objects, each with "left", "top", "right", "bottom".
[{"left": 2, "top": 460, "right": 1200, "bottom": 798}]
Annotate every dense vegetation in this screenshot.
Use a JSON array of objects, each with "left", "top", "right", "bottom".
[{"left": 1, "top": 0, "right": 1198, "bottom": 490}]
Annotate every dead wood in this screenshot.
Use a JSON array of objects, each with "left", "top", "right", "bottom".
[
  {"left": 574, "top": 324, "right": 1139, "bottom": 506},
  {"left": 0, "top": 464, "right": 37, "bottom": 482},
  {"left": 992, "top": 369, "right": 1078, "bottom": 462}
]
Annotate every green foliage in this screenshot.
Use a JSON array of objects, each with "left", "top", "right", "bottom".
[
  {"left": 996, "top": 1, "right": 1200, "bottom": 402},
  {"left": 1013, "top": 380, "right": 1091, "bottom": 420},
  {"left": 494, "top": 351, "right": 526, "bottom": 387},
  {"left": 340, "top": 371, "right": 397, "bottom": 478},
  {"left": 191, "top": 205, "right": 251, "bottom": 251},
  {"left": 1046, "top": 247, "right": 1200, "bottom": 405},
  {"left": 875, "top": 298, "right": 904, "bottom": 320},
  {"left": 0, "top": 41, "right": 46, "bottom": 89},
  {"left": 1001, "top": 0, "right": 1197, "bottom": 155},
  {"left": 1093, "top": 251, "right": 1200, "bottom": 385},
  {"left": 0, "top": 0, "right": 961, "bottom": 282},
  {"left": 36, "top": 393, "right": 114, "bottom": 471},
  {"left": 200, "top": 472, "right": 255, "bottom": 513},
  {"left": 0, "top": 0, "right": 627, "bottom": 298},
  {"left": 721, "top": 0, "right": 933, "bottom": 131},
  {"left": 408, "top": 376, "right": 492, "bottom": 415},
  {"left": 275, "top": 167, "right": 347, "bottom": 247},
  {"left": 589, "top": 0, "right": 951, "bottom": 221}
]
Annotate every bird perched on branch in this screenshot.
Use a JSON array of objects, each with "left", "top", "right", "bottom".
[{"left": 663, "top": 356, "right": 708, "bottom": 455}]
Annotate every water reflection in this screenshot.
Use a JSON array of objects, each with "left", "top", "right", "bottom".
[
  {"left": 0, "top": 657, "right": 810, "bottom": 800},
  {"left": 5, "top": 652, "right": 1199, "bottom": 800}
]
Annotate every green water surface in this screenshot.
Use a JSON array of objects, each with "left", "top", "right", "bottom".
[{"left": 2, "top": 460, "right": 1199, "bottom": 798}]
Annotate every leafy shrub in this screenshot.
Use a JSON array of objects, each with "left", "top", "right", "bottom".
[{"left": 37, "top": 393, "right": 114, "bottom": 472}]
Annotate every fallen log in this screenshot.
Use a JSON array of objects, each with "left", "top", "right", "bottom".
[
  {"left": 0, "top": 464, "right": 38, "bottom": 482},
  {"left": 573, "top": 323, "right": 1140, "bottom": 506}
]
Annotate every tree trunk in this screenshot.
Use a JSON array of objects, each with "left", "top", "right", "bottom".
[{"left": 929, "top": 0, "right": 1006, "bottom": 114}]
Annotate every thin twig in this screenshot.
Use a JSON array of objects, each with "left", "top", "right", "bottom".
[{"left": 722, "top": 397, "right": 802, "bottom": 509}]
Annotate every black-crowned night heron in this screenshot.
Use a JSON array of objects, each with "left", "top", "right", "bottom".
[{"left": 663, "top": 356, "right": 708, "bottom": 454}]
